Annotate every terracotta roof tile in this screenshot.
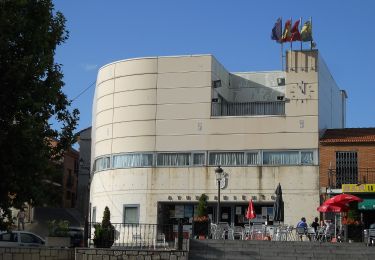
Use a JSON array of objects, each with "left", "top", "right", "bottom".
[{"left": 320, "top": 128, "right": 375, "bottom": 144}]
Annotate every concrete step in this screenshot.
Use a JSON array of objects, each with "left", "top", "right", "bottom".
[{"left": 189, "top": 240, "right": 375, "bottom": 260}]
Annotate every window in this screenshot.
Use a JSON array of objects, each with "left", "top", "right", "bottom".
[
  {"left": 157, "top": 153, "right": 191, "bottom": 166},
  {"left": 20, "top": 233, "right": 42, "bottom": 244},
  {"left": 193, "top": 153, "right": 205, "bottom": 166},
  {"left": 336, "top": 151, "right": 358, "bottom": 187},
  {"left": 246, "top": 152, "right": 259, "bottom": 165},
  {"left": 263, "top": 151, "right": 299, "bottom": 165},
  {"left": 123, "top": 205, "right": 139, "bottom": 224},
  {"left": 301, "top": 151, "right": 314, "bottom": 165},
  {"left": 0, "top": 233, "right": 14, "bottom": 242},
  {"left": 94, "top": 157, "right": 110, "bottom": 171},
  {"left": 113, "top": 153, "right": 153, "bottom": 168},
  {"left": 92, "top": 207, "right": 96, "bottom": 223},
  {"left": 209, "top": 152, "right": 245, "bottom": 166}
]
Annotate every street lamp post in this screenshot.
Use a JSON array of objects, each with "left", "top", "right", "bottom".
[{"left": 215, "top": 166, "right": 224, "bottom": 224}]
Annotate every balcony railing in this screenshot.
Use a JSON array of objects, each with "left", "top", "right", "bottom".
[
  {"left": 328, "top": 168, "right": 375, "bottom": 189},
  {"left": 211, "top": 101, "right": 285, "bottom": 117},
  {"left": 89, "top": 223, "right": 176, "bottom": 249}
]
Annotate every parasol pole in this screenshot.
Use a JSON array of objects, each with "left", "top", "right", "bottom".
[{"left": 334, "top": 214, "right": 337, "bottom": 239}]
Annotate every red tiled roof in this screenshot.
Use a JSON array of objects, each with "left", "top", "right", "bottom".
[{"left": 320, "top": 128, "right": 375, "bottom": 144}]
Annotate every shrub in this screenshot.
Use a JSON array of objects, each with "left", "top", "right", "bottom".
[
  {"left": 47, "top": 220, "right": 70, "bottom": 237},
  {"left": 93, "top": 206, "right": 115, "bottom": 248}
]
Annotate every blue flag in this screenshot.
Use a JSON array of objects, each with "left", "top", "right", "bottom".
[{"left": 271, "top": 18, "right": 282, "bottom": 43}]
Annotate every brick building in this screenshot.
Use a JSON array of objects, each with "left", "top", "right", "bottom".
[
  {"left": 62, "top": 148, "right": 79, "bottom": 208},
  {"left": 319, "top": 128, "right": 375, "bottom": 228}
]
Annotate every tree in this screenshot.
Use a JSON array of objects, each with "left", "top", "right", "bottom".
[
  {"left": 0, "top": 0, "right": 79, "bottom": 230},
  {"left": 197, "top": 193, "right": 208, "bottom": 218}
]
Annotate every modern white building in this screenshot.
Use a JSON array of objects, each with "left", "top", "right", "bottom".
[{"left": 90, "top": 50, "right": 346, "bottom": 229}]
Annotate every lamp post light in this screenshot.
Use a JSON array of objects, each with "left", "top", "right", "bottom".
[{"left": 215, "top": 166, "right": 225, "bottom": 224}]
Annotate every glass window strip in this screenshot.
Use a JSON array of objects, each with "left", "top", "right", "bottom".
[
  {"left": 113, "top": 153, "right": 153, "bottom": 168},
  {"left": 263, "top": 151, "right": 299, "bottom": 165},
  {"left": 93, "top": 149, "right": 316, "bottom": 171},
  {"left": 193, "top": 153, "right": 205, "bottom": 165},
  {"left": 157, "top": 153, "right": 191, "bottom": 166}
]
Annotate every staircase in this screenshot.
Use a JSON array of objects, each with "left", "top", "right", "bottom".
[{"left": 188, "top": 240, "right": 375, "bottom": 260}]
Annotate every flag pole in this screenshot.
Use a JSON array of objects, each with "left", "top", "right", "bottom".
[
  {"left": 310, "top": 17, "right": 313, "bottom": 50},
  {"left": 281, "top": 43, "right": 284, "bottom": 71},
  {"left": 290, "top": 17, "right": 292, "bottom": 71},
  {"left": 300, "top": 17, "right": 303, "bottom": 51},
  {"left": 281, "top": 18, "right": 284, "bottom": 71},
  {"left": 290, "top": 17, "right": 292, "bottom": 51}
]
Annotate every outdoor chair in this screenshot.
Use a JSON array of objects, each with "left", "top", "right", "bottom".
[
  {"left": 306, "top": 227, "right": 316, "bottom": 241},
  {"left": 315, "top": 226, "right": 326, "bottom": 241},
  {"left": 322, "top": 224, "right": 335, "bottom": 242},
  {"left": 274, "top": 225, "right": 288, "bottom": 241},
  {"left": 216, "top": 222, "right": 230, "bottom": 239},
  {"left": 232, "top": 226, "right": 244, "bottom": 240},
  {"left": 244, "top": 224, "right": 251, "bottom": 239},
  {"left": 251, "top": 224, "right": 264, "bottom": 240},
  {"left": 210, "top": 223, "right": 218, "bottom": 239},
  {"left": 367, "top": 229, "right": 375, "bottom": 246},
  {"left": 153, "top": 233, "right": 166, "bottom": 249},
  {"left": 227, "top": 228, "right": 235, "bottom": 240},
  {"left": 295, "top": 227, "right": 308, "bottom": 241},
  {"left": 286, "top": 226, "right": 295, "bottom": 241}
]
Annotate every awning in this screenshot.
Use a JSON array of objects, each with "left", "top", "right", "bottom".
[{"left": 358, "top": 198, "right": 375, "bottom": 210}]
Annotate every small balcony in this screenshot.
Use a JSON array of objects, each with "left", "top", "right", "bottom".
[
  {"left": 211, "top": 101, "right": 285, "bottom": 117},
  {"left": 328, "top": 168, "right": 375, "bottom": 189}
]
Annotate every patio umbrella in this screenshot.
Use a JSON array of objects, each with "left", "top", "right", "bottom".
[
  {"left": 273, "top": 183, "right": 284, "bottom": 223},
  {"left": 246, "top": 199, "right": 256, "bottom": 221},
  {"left": 317, "top": 203, "right": 349, "bottom": 213},
  {"left": 324, "top": 194, "right": 363, "bottom": 205},
  {"left": 317, "top": 202, "right": 350, "bottom": 239}
]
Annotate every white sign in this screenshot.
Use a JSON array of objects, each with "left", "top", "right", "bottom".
[{"left": 215, "top": 177, "right": 227, "bottom": 189}]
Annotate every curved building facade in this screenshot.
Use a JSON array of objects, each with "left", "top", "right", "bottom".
[{"left": 90, "top": 52, "right": 346, "bottom": 227}]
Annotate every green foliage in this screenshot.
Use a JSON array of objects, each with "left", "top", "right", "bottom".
[
  {"left": 93, "top": 207, "right": 115, "bottom": 248},
  {"left": 102, "top": 206, "right": 111, "bottom": 227},
  {"left": 0, "top": 0, "right": 79, "bottom": 227},
  {"left": 197, "top": 194, "right": 208, "bottom": 217},
  {"left": 47, "top": 219, "right": 70, "bottom": 237},
  {"left": 348, "top": 203, "right": 360, "bottom": 221}
]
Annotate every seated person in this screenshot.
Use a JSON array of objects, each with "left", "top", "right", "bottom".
[
  {"left": 311, "top": 217, "right": 320, "bottom": 233},
  {"left": 296, "top": 217, "right": 310, "bottom": 241},
  {"left": 297, "top": 217, "right": 308, "bottom": 230}
]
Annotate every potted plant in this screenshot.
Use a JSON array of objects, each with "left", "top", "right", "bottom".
[
  {"left": 343, "top": 208, "right": 363, "bottom": 242},
  {"left": 192, "top": 194, "right": 210, "bottom": 239},
  {"left": 93, "top": 206, "right": 115, "bottom": 248},
  {"left": 46, "top": 220, "right": 71, "bottom": 247}
]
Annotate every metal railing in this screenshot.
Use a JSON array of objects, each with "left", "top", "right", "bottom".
[
  {"left": 211, "top": 101, "right": 285, "bottom": 117},
  {"left": 89, "top": 223, "right": 175, "bottom": 249},
  {"left": 328, "top": 168, "right": 375, "bottom": 189}
]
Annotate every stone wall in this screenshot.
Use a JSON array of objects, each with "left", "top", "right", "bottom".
[
  {"left": 0, "top": 247, "right": 74, "bottom": 260},
  {"left": 0, "top": 247, "right": 188, "bottom": 260},
  {"left": 75, "top": 248, "right": 188, "bottom": 260}
]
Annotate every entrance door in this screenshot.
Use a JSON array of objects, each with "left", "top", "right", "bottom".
[{"left": 219, "top": 206, "right": 232, "bottom": 224}]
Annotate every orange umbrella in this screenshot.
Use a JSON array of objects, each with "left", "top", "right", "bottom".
[{"left": 246, "top": 199, "right": 256, "bottom": 220}]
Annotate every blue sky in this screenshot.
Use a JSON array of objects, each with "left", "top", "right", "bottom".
[{"left": 54, "top": 0, "right": 375, "bottom": 131}]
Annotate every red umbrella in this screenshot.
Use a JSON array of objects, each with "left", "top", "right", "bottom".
[
  {"left": 317, "top": 203, "right": 349, "bottom": 213},
  {"left": 246, "top": 199, "right": 256, "bottom": 219},
  {"left": 324, "top": 194, "right": 363, "bottom": 205}
]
